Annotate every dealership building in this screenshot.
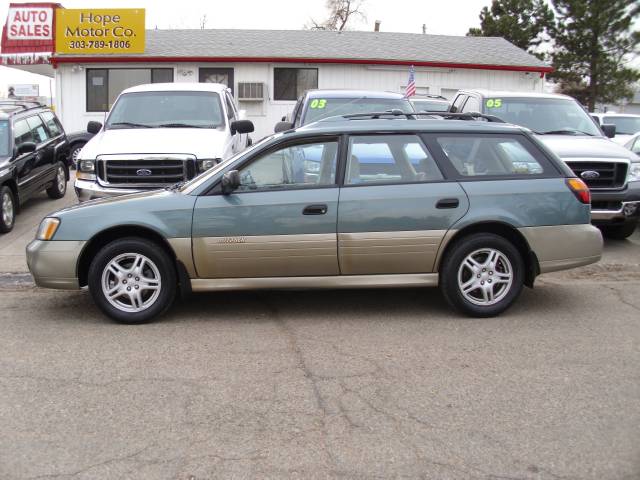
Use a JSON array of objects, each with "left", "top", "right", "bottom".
[{"left": 1, "top": 3, "right": 552, "bottom": 138}]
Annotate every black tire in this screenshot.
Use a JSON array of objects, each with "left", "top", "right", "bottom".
[
  {"left": 600, "top": 221, "right": 637, "bottom": 240},
  {"left": 69, "top": 143, "right": 84, "bottom": 168},
  {"left": 0, "top": 186, "right": 16, "bottom": 234},
  {"left": 46, "top": 162, "right": 67, "bottom": 199},
  {"left": 88, "top": 237, "right": 177, "bottom": 324},
  {"left": 440, "top": 233, "right": 525, "bottom": 317}
]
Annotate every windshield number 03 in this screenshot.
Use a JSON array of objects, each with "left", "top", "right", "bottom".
[{"left": 309, "top": 99, "right": 327, "bottom": 109}]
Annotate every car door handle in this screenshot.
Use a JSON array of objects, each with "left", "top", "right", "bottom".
[
  {"left": 303, "top": 204, "right": 328, "bottom": 215},
  {"left": 436, "top": 198, "right": 459, "bottom": 209}
]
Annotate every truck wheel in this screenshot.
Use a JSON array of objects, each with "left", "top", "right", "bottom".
[
  {"left": 88, "top": 238, "right": 176, "bottom": 324},
  {"left": 0, "top": 186, "right": 16, "bottom": 233},
  {"left": 440, "top": 233, "right": 524, "bottom": 317},
  {"left": 601, "top": 221, "right": 637, "bottom": 240},
  {"left": 46, "top": 162, "right": 67, "bottom": 199},
  {"left": 69, "top": 143, "right": 84, "bottom": 167}
]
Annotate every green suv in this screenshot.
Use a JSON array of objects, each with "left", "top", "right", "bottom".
[{"left": 27, "top": 114, "right": 603, "bottom": 323}]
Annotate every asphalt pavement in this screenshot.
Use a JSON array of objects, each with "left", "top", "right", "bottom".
[{"left": 0, "top": 181, "right": 638, "bottom": 479}]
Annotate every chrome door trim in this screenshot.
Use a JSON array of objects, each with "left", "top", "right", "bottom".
[{"left": 190, "top": 273, "right": 439, "bottom": 292}]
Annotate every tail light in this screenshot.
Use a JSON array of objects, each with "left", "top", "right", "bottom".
[{"left": 566, "top": 178, "right": 591, "bottom": 204}]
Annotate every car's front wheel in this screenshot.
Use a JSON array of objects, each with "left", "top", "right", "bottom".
[
  {"left": 88, "top": 238, "right": 176, "bottom": 323},
  {"left": 440, "top": 233, "right": 524, "bottom": 317},
  {"left": 600, "top": 221, "right": 637, "bottom": 240},
  {"left": 46, "top": 162, "right": 67, "bottom": 199},
  {"left": 0, "top": 186, "right": 16, "bottom": 233}
]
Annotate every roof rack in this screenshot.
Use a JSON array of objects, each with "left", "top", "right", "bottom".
[
  {"left": 0, "top": 100, "right": 44, "bottom": 112},
  {"left": 340, "top": 110, "right": 506, "bottom": 123}
]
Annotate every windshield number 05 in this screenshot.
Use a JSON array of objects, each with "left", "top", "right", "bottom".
[
  {"left": 486, "top": 99, "right": 502, "bottom": 108},
  {"left": 310, "top": 99, "right": 327, "bottom": 109}
]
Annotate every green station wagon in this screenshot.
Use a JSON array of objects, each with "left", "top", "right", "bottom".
[{"left": 27, "top": 115, "right": 603, "bottom": 323}]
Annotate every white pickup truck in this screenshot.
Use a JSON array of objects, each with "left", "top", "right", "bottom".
[{"left": 74, "top": 82, "right": 253, "bottom": 201}]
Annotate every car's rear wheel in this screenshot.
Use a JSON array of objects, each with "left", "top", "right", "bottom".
[
  {"left": 69, "top": 143, "right": 84, "bottom": 167},
  {"left": 46, "top": 162, "right": 67, "bottom": 199},
  {"left": 0, "top": 186, "right": 16, "bottom": 233},
  {"left": 440, "top": 233, "right": 524, "bottom": 317},
  {"left": 600, "top": 221, "right": 637, "bottom": 240},
  {"left": 88, "top": 238, "right": 176, "bottom": 323}
]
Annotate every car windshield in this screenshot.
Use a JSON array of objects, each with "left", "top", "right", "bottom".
[
  {"left": 302, "top": 97, "right": 415, "bottom": 124},
  {"left": 603, "top": 116, "right": 640, "bottom": 135},
  {"left": 411, "top": 99, "right": 450, "bottom": 112},
  {"left": 180, "top": 135, "right": 278, "bottom": 194},
  {"left": 482, "top": 97, "right": 602, "bottom": 136},
  {"left": 106, "top": 91, "right": 224, "bottom": 129},
  {"left": 0, "top": 120, "right": 9, "bottom": 156}
]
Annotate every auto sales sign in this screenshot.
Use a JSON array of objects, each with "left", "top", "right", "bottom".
[
  {"left": 55, "top": 9, "right": 145, "bottom": 54},
  {"left": 6, "top": 5, "right": 53, "bottom": 40}
]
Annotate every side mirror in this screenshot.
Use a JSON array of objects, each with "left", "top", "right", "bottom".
[
  {"left": 221, "top": 170, "right": 241, "bottom": 195},
  {"left": 230, "top": 119, "right": 254, "bottom": 135},
  {"left": 281, "top": 115, "right": 287, "bottom": 121},
  {"left": 274, "top": 121, "right": 293, "bottom": 133},
  {"left": 87, "top": 121, "right": 102, "bottom": 134},
  {"left": 17, "top": 141, "right": 36, "bottom": 155},
  {"left": 601, "top": 123, "right": 616, "bottom": 138}
]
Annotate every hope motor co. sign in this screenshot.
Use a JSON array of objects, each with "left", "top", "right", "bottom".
[
  {"left": 6, "top": 6, "right": 53, "bottom": 40},
  {"left": 55, "top": 9, "right": 145, "bottom": 54}
]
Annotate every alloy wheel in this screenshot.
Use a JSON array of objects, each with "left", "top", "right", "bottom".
[
  {"left": 2, "top": 192, "right": 14, "bottom": 228},
  {"left": 101, "top": 253, "right": 162, "bottom": 313},
  {"left": 57, "top": 166, "right": 66, "bottom": 194},
  {"left": 457, "top": 248, "right": 513, "bottom": 306}
]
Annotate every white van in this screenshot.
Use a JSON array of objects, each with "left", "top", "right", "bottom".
[{"left": 74, "top": 83, "right": 253, "bottom": 201}]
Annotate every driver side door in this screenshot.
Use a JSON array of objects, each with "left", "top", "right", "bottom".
[{"left": 192, "top": 137, "right": 341, "bottom": 278}]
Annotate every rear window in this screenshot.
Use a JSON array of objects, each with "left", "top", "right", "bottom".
[
  {"left": 302, "top": 97, "right": 414, "bottom": 124},
  {"left": 436, "top": 136, "right": 545, "bottom": 177}
]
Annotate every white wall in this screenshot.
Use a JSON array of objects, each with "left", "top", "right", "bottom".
[{"left": 56, "top": 61, "right": 545, "bottom": 139}]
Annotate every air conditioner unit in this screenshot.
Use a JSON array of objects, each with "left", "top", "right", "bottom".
[{"left": 237, "top": 82, "right": 264, "bottom": 101}]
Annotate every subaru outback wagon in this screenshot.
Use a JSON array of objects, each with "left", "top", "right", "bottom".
[{"left": 27, "top": 115, "right": 603, "bottom": 323}]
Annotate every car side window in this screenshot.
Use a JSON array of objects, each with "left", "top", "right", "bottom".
[
  {"left": 26, "top": 115, "right": 50, "bottom": 144},
  {"left": 462, "top": 96, "right": 480, "bottom": 113},
  {"left": 451, "top": 94, "right": 467, "bottom": 113},
  {"left": 346, "top": 135, "right": 443, "bottom": 185},
  {"left": 40, "top": 111, "right": 62, "bottom": 137},
  {"left": 436, "top": 136, "right": 545, "bottom": 176},
  {"left": 237, "top": 140, "right": 338, "bottom": 192},
  {"left": 224, "top": 93, "right": 236, "bottom": 120},
  {"left": 13, "top": 119, "right": 34, "bottom": 148}
]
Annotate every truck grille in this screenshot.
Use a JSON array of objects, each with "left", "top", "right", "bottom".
[
  {"left": 564, "top": 161, "right": 628, "bottom": 189},
  {"left": 97, "top": 156, "right": 197, "bottom": 187}
]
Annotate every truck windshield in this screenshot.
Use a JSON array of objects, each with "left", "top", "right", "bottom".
[
  {"left": 303, "top": 97, "right": 415, "bottom": 124},
  {"left": 482, "top": 97, "right": 602, "bottom": 136},
  {"left": 0, "top": 120, "right": 9, "bottom": 156},
  {"left": 602, "top": 116, "right": 640, "bottom": 135},
  {"left": 106, "top": 91, "right": 224, "bottom": 129}
]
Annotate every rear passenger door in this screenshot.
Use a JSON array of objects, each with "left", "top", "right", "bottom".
[
  {"left": 337, "top": 134, "right": 469, "bottom": 275},
  {"left": 40, "top": 111, "right": 67, "bottom": 168}
]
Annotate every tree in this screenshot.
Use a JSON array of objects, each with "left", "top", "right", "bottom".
[
  {"left": 467, "top": 0, "right": 554, "bottom": 56},
  {"left": 308, "top": 0, "right": 366, "bottom": 31},
  {"left": 550, "top": 0, "right": 640, "bottom": 110}
]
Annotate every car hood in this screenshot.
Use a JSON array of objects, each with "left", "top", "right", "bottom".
[
  {"left": 536, "top": 135, "right": 637, "bottom": 161},
  {"left": 79, "top": 127, "right": 229, "bottom": 159}
]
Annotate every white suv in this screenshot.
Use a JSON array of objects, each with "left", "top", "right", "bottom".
[{"left": 74, "top": 83, "right": 253, "bottom": 201}]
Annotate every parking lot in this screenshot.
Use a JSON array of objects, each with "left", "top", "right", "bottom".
[{"left": 0, "top": 192, "right": 638, "bottom": 479}]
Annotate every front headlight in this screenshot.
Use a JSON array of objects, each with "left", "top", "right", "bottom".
[
  {"left": 77, "top": 159, "right": 96, "bottom": 180},
  {"left": 628, "top": 162, "right": 640, "bottom": 182},
  {"left": 36, "top": 217, "right": 60, "bottom": 241},
  {"left": 198, "top": 158, "right": 220, "bottom": 172}
]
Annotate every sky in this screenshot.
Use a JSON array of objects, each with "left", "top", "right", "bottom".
[{"left": 0, "top": 0, "right": 494, "bottom": 96}]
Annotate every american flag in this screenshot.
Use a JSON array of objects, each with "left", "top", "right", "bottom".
[{"left": 404, "top": 65, "right": 416, "bottom": 98}]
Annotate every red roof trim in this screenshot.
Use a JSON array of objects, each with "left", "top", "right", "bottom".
[{"left": 50, "top": 55, "right": 553, "bottom": 73}]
